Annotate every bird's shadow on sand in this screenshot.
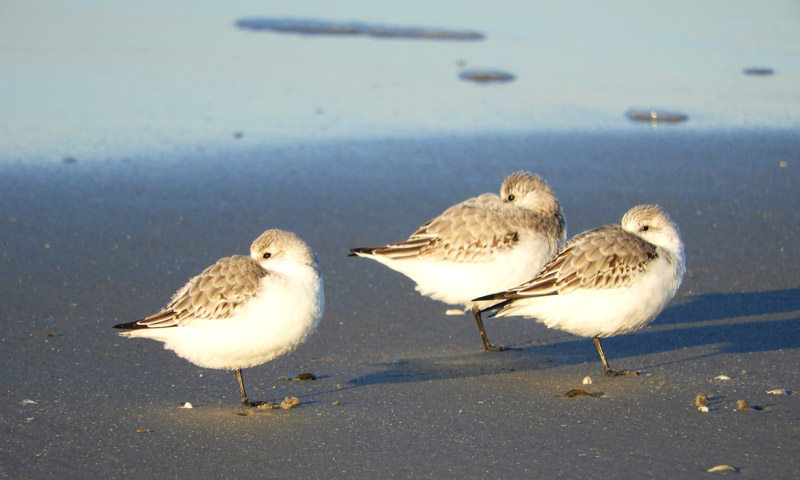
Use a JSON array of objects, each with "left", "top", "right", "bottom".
[{"left": 348, "top": 288, "right": 800, "bottom": 387}]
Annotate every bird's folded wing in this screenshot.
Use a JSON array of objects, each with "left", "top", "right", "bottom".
[
  {"left": 505, "top": 225, "right": 658, "bottom": 297},
  {"left": 357, "top": 194, "right": 531, "bottom": 263},
  {"left": 121, "top": 256, "right": 269, "bottom": 329}
]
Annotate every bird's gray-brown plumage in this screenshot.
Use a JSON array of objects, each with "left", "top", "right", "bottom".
[
  {"left": 350, "top": 171, "right": 566, "bottom": 350},
  {"left": 477, "top": 205, "right": 685, "bottom": 375}
]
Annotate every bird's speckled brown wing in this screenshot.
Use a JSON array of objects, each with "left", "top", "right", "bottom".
[
  {"left": 352, "top": 194, "right": 554, "bottom": 263},
  {"left": 504, "top": 225, "right": 658, "bottom": 297},
  {"left": 132, "top": 255, "right": 268, "bottom": 328}
]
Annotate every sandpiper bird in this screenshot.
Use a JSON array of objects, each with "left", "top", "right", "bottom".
[
  {"left": 114, "top": 229, "right": 324, "bottom": 406},
  {"left": 349, "top": 171, "right": 566, "bottom": 350},
  {"left": 476, "top": 205, "right": 685, "bottom": 375}
]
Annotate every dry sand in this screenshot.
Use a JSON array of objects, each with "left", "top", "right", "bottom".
[{"left": 1, "top": 130, "right": 799, "bottom": 478}]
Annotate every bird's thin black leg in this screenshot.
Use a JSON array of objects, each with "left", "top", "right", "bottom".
[
  {"left": 236, "top": 368, "right": 252, "bottom": 406},
  {"left": 236, "top": 369, "right": 270, "bottom": 407},
  {"left": 473, "top": 304, "right": 507, "bottom": 351},
  {"left": 593, "top": 336, "right": 637, "bottom": 376}
]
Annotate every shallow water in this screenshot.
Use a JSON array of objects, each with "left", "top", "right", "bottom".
[{"left": 1, "top": 1, "right": 799, "bottom": 162}]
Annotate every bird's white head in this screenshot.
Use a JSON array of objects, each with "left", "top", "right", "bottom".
[
  {"left": 622, "top": 205, "right": 683, "bottom": 256},
  {"left": 250, "top": 229, "right": 318, "bottom": 271},
  {"left": 500, "top": 171, "right": 562, "bottom": 216}
]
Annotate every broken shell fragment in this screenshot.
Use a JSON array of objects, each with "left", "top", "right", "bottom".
[
  {"left": 695, "top": 394, "right": 709, "bottom": 407},
  {"left": 707, "top": 464, "right": 737, "bottom": 473},
  {"left": 766, "top": 389, "right": 790, "bottom": 395},
  {"left": 582, "top": 376, "right": 592, "bottom": 385},
  {"left": 180, "top": 402, "right": 193, "bottom": 409},
  {"left": 697, "top": 406, "right": 709, "bottom": 413},
  {"left": 737, "top": 400, "right": 750, "bottom": 411},
  {"left": 714, "top": 375, "right": 732, "bottom": 381}
]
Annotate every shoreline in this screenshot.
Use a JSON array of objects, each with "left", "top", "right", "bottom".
[{"left": 2, "top": 129, "right": 798, "bottom": 478}]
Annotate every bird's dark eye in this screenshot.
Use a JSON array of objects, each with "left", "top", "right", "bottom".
[
  {"left": 507, "top": 194, "right": 515, "bottom": 201},
  {"left": 640, "top": 225, "right": 650, "bottom": 232},
  {"left": 262, "top": 252, "right": 271, "bottom": 259}
]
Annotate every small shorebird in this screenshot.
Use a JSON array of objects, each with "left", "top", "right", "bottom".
[
  {"left": 476, "top": 205, "right": 685, "bottom": 375},
  {"left": 114, "top": 229, "right": 324, "bottom": 406},
  {"left": 350, "top": 171, "right": 566, "bottom": 350}
]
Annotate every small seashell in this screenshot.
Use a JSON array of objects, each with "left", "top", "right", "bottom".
[
  {"left": 295, "top": 372, "right": 316, "bottom": 381},
  {"left": 714, "top": 375, "right": 732, "bottom": 381},
  {"left": 280, "top": 396, "right": 300, "bottom": 410},
  {"left": 278, "top": 376, "right": 288, "bottom": 381},
  {"left": 332, "top": 401, "right": 341, "bottom": 406},
  {"left": 766, "top": 389, "right": 790, "bottom": 395},
  {"left": 135, "top": 428, "right": 150, "bottom": 433},
  {"left": 20, "top": 399, "right": 37, "bottom": 405},
  {"left": 445, "top": 309, "right": 466, "bottom": 315},
  {"left": 737, "top": 400, "right": 750, "bottom": 411},
  {"left": 695, "top": 394, "right": 709, "bottom": 407},
  {"left": 697, "top": 406, "right": 709, "bottom": 413},
  {"left": 707, "top": 464, "right": 737, "bottom": 473},
  {"left": 180, "top": 402, "right": 193, "bottom": 409},
  {"left": 582, "top": 376, "right": 592, "bottom": 385}
]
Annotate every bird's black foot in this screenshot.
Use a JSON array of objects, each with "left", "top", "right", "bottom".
[
  {"left": 605, "top": 368, "right": 638, "bottom": 377},
  {"left": 484, "top": 343, "right": 522, "bottom": 352},
  {"left": 485, "top": 343, "right": 509, "bottom": 352}
]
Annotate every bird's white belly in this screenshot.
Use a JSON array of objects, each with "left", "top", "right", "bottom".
[{"left": 127, "top": 274, "right": 323, "bottom": 370}]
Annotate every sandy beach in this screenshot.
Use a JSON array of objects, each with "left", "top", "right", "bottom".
[
  {"left": 1, "top": 130, "right": 799, "bottom": 478},
  {"left": 2, "top": 1, "right": 800, "bottom": 478}
]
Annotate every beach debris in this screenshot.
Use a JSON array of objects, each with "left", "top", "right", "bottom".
[
  {"left": 332, "top": 401, "right": 341, "bottom": 406},
  {"left": 280, "top": 397, "right": 301, "bottom": 410},
  {"left": 582, "top": 376, "right": 592, "bottom": 385},
  {"left": 256, "top": 401, "right": 276, "bottom": 410},
  {"left": 698, "top": 406, "right": 710, "bottom": 413},
  {"left": 779, "top": 161, "right": 788, "bottom": 168},
  {"left": 707, "top": 464, "right": 738, "bottom": 473},
  {"left": 278, "top": 375, "right": 289, "bottom": 381},
  {"left": 743, "top": 67, "right": 774, "bottom": 76},
  {"left": 445, "top": 309, "right": 466, "bottom": 315},
  {"left": 714, "top": 375, "right": 732, "bottom": 381},
  {"left": 236, "top": 18, "right": 484, "bottom": 41},
  {"left": 180, "top": 402, "right": 193, "bottom": 409},
  {"left": 695, "top": 394, "right": 709, "bottom": 408},
  {"left": 766, "top": 389, "right": 790, "bottom": 395},
  {"left": 626, "top": 109, "right": 688, "bottom": 124},
  {"left": 135, "top": 428, "right": 151, "bottom": 434},
  {"left": 20, "top": 399, "right": 37, "bottom": 406},
  {"left": 736, "top": 400, "right": 764, "bottom": 411},
  {"left": 565, "top": 389, "right": 591, "bottom": 398},
  {"left": 459, "top": 69, "right": 515, "bottom": 83},
  {"left": 295, "top": 372, "right": 316, "bottom": 381}
]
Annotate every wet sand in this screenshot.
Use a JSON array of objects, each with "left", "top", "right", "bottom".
[{"left": 1, "top": 129, "right": 798, "bottom": 478}]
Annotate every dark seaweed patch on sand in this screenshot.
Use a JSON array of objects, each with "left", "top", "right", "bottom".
[{"left": 236, "top": 18, "right": 484, "bottom": 41}]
